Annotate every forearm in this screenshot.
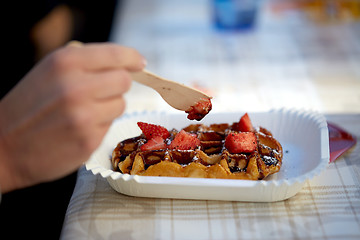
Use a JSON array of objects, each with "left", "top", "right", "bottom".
[
  {"left": 0, "top": 132, "right": 19, "bottom": 194},
  {"left": 0, "top": 102, "right": 25, "bottom": 194}
]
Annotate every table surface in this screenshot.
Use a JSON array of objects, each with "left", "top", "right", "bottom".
[{"left": 61, "top": 0, "right": 360, "bottom": 239}]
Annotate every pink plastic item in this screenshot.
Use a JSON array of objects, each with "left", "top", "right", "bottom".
[{"left": 328, "top": 122, "right": 357, "bottom": 163}]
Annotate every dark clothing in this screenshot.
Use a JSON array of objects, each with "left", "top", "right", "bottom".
[
  {"left": 0, "top": 173, "right": 78, "bottom": 239},
  {"left": 0, "top": 1, "right": 118, "bottom": 238}
]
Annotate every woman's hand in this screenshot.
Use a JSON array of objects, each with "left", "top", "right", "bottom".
[{"left": 0, "top": 43, "right": 146, "bottom": 193}]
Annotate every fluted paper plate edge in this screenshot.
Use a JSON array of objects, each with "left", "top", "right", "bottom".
[{"left": 85, "top": 108, "right": 329, "bottom": 202}]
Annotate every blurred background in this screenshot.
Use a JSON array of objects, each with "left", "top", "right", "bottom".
[
  {"left": 3, "top": 0, "right": 360, "bottom": 113},
  {"left": 110, "top": 0, "right": 360, "bottom": 114},
  {"left": 3, "top": 0, "right": 360, "bottom": 114}
]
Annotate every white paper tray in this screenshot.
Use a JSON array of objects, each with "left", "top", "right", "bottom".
[{"left": 86, "top": 109, "right": 329, "bottom": 202}]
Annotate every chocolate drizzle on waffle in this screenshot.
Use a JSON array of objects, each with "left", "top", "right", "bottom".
[{"left": 111, "top": 120, "right": 283, "bottom": 180}]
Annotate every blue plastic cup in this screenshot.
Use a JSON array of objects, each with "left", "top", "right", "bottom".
[{"left": 212, "top": 0, "right": 259, "bottom": 31}]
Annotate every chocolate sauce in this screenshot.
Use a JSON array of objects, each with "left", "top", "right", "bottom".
[
  {"left": 227, "top": 153, "right": 249, "bottom": 173},
  {"left": 200, "top": 141, "right": 223, "bottom": 154},
  {"left": 198, "top": 131, "right": 224, "bottom": 141},
  {"left": 258, "top": 141, "right": 281, "bottom": 166},
  {"left": 116, "top": 137, "right": 142, "bottom": 156},
  {"left": 141, "top": 151, "right": 167, "bottom": 169},
  {"left": 261, "top": 155, "right": 279, "bottom": 166},
  {"left": 169, "top": 150, "right": 197, "bottom": 165}
]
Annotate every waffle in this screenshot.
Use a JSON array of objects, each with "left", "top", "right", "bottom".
[{"left": 111, "top": 116, "right": 283, "bottom": 180}]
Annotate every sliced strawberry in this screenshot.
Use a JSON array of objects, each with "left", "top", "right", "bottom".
[
  {"left": 186, "top": 98, "right": 212, "bottom": 121},
  {"left": 233, "top": 113, "right": 254, "bottom": 132},
  {"left": 140, "top": 136, "right": 166, "bottom": 151},
  {"left": 137, "top": 122, "right": 170, "bottom": 140},
  {"left": 225, "top": 132, "right": 257, "bottom": 154},
  {"left": 169, "top": 130, "right": 200, "bottom": 150}
]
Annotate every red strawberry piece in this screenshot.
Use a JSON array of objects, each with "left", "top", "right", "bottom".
[
  {"left": 233, "top": 113, "right": 254, "bottom": 132},
  {"left": 137, "top": 122, "right": 170, "bottom": 140},
  {"left": 225, "top": 132, "right": 257, "bottom": 154},
  {"left": 169, "top": 130, "right": 200, "bottom": 150},
  {"left": 186, "top": 98, "right": 212, "bottom": 121},
  {"left": 140, "top": 136, "right": 166, "bottom": 151}
]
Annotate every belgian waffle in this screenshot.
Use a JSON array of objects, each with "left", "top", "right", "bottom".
[{"left": 111, "top": 116, "right": 283, "bottom": 180}]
